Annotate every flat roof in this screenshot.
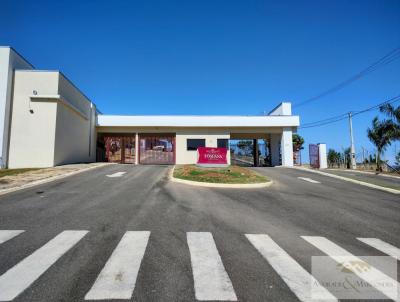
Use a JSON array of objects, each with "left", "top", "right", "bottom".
[{"left": 97, "top": 115, "right": 300, "bottom": 127}]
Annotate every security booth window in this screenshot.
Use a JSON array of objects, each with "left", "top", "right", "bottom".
[
  {"left": 217, "top": 139, "right": 229, "bottom": 149},
  {"left": 187, "top": 139, "right": 205, "bottom": 151}
]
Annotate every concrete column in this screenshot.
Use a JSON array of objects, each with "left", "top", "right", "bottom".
[
  {"left": 281, "top": 127, "right": 294, "bottom": 167},
  {"left": 253, "top": 139, "right": 259, "bottom": 167},
  {"left": 318, "top": 143, "right": 328, "bottom": 169},
  {"left": 135, "top": 133, "right": 139, "bottom": 165},
  {"left": 270, "top": 134, "right": 281, "bottom": 166}
]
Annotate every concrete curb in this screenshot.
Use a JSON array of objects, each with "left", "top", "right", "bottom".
[
  {"left": 169, "top": 166, "right": 273, "bottom": 189},
  {"left": 327, "top": 168, "right": 400, "bottom": 179},
  {"left": 0, "top": 163, "right": 112, "bottom": 196},
  {"left": 293, "top": 167, "right": 400, "bottom": 195}
]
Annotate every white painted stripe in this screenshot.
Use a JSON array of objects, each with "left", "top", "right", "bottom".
[
  {"left": 297, "top": 177, "right": 321, "bottom": 184},
  {"left": 106, "top": 172, "right": 126, "bottom": 178},
  {"left": 85, "top": 231, "right": 150, "bottom": 300},
  {"left": 357, "top": 238, "right": 400, "bottom": 261},
  {"left": 187, "top": 232, "right": 237, "bottom": 301},
  {"left": 0, "top": 230, "right": 24, "bottom": 245},
  {"left": 302, "top": 236, "right": 400, "bottom": 301},
  {"left": 0, "top": 230, "right": 88, "bottom": 301},
  {"left": 246, "top": 234, "right": 337, "bottom": 302}
]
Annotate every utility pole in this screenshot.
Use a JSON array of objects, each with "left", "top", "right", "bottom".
[{"left": 348, "top": 112, "right": 357, "bottom": 169}]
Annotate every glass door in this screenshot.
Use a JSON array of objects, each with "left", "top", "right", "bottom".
[
  {"left": 139, "top": 134, "right": 175, "bottom": 164},
  {"left": 123, "top": 137, "right": 135, "bottom": 164}
]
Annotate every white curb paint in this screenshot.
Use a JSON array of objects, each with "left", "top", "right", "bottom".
[
  {"left": 0, "top": 230, "right": 88, "bottom": 301},
  {"left": 246, "top": 234, "right": 337, "bottom": 302},
  {"left": 358, "top": 238, "right": 400, "bottom": 261},
  {"left": 293, "top": 167, "right": 400, "bottom": 194},
  {"left": 302, "top": 236, "right": 400, "bottom": 301},
  {"left": 85, "top": 231, "right": 150, "bottom": 300},
  {"left": 328, "top": 168, "right": 400, "bottom": 180},
  {"left": 106, "top": 172, "right": 127, "bottom": 178},
  {"left": 169, "top": 167, "right": 272, "bottom": 189},
  {"left": 0, "top": 163, "right": 111, "bottom": 197},
  {"left": 187, "top": 232, "right": 237, "bottom": 301},
  {"left": 0, "top": 230, "right": 24, "bottom": 245},
  {"left": 297, "top": 177, "right": 321, "bottom": 184}
]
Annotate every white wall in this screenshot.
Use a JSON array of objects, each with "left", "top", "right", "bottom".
[
  {"left": 269, "top": 102, "right": 292, "bottom": 116},
  {"left": 53, "top": 74, "right": 96, "bottom": 165},
  {"left": 318, "top": 143, "right": 328, "bottom": 169},
  {"left": 0, "top": 47, "right": 33, "bottom": 168},
  {"left": 281, "top": 127, "right": 294, "bottom": 167},
  {"left": 175, "top": 131, "right": 230, "bottom": 165},
  {"left": 8, "top": 71, "right": 97, "bottom": 168},
  {"left": 8, "top": 71, "right": 59, "bottom": 168}
]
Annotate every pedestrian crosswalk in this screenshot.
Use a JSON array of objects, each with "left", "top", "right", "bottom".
[
  {"left": 85, "top": 231, "right": 150, "bottom": 300},
  {"left": 0, "top": 230, "right": 24, "bottom": 245},
  {"left": 0, "top": 230, "right": 398, "bottom": 301},
  {"left": 187, "top": 232, "right": 237, "bottom": 301},
  {"left": 302, "top": 236, "right": 400, "bottom": 301},
  {"left": 246, "top": 234, "right": 337, "bottom": 302},
  {"left": 0, "top": 230, "right": 88, "bottom": 301}
]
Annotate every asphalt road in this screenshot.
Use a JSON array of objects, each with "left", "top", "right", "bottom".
[
  {"left": 322, "top": 169, "right": 400, "bottom": 190},
  {"left": 0, "top": 164, "right": 399, "bottom": 302}
]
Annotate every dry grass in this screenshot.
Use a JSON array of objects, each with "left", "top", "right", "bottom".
[
  {"left": 0, "top": 168, "right": 40, "bottom": 179},
  {"left": 173, "top": 165, "right": 269, "bottom": 184}
]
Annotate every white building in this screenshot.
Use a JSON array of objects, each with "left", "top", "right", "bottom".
[{"left": 0, "top": 47, "right": 300, "bottom": 168}]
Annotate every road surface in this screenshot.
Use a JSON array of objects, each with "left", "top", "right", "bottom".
[{"left": 0, "top": 165, "right": 398, "bottom": 301}]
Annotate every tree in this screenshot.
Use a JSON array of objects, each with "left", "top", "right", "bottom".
[
  {"left": 379, "top": 103, "right": 400, "bottom": 141},
  {"left": 292, "top": 134, "right": 305, "bottom": 152},
  {"left": 327, "top": 149, "right": 341, "bottom": 168},
  {"left": 237, "top": 140, "right": 252, "bottom": 156},
  {"left": 367, "top": 117, "right": 392, "bottom": 172},
  {"left": 344, "top": 147, "right": 351, "bottom": 168},
  {"left": 395, "top": 151, "right": 400, "bottom": 166},
  {"left": 292, "top": 134, "right": 304, "bottom": 165}
]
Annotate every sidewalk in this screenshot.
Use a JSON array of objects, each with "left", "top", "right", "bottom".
[
  {"left": 0, "top": 163, "right": 110, "bottom": 195},
  {"left": 294, "top": 166, "right": 400, "bottom": 194},
  {"left": 323, "top": 169, "right": 400, "bottom": 190}
]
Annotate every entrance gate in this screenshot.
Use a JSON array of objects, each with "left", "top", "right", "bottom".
[
  {"left": 139, "top": 134, "right": 175, "bottom": 165},
  {"left": 309, "top": 144, "right": 320, "bottom": 168},
  {"left": 104, "top": 136, "right": 135, "bottom": 164}
]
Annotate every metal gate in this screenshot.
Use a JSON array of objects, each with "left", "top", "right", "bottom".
[
  {"left": 104, "top": 136, "right": 136, "bottom": 164},
  {"left": 309, "top": 144, "right": 319, "bottom": 168},
  {"left": 139, "top": 134, "right": 175, "bottom": 165}
]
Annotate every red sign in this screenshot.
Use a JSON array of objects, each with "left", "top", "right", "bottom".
[{"left": 197, "top": 147, "right": 228, "bottom": 165}]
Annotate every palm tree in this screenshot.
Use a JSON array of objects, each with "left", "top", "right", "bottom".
[
  {"left": 367, "top": 117, "right": 392, "bottom": 172},
  {"left": 292, "top": 134, "right": 305, "bottom": 152},
  {"left": 327, "top": 149, "right": 341, "bottom": 168},
  {"left": 379, "top": 103, "right": 400, "bottom": 141},
  {"left": 292, "top": 134, "right": 304, "bottom": 165}
]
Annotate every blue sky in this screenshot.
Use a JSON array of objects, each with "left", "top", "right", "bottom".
[{"left": 1, "top": 0, "right": 400, "bottom": 162}]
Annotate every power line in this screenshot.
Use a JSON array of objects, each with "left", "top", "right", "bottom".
[
  {"left": 299, "top": 95, "right": 400, "bottom": 129},
  {"left": 293, "top": 47, "right": 400, "bottom": 108}
]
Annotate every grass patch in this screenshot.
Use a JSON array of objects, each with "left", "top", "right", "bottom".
[
  {"left": 173, "top": 165, "right": 269, "bottom": 184},
  {"left": 0, "top": 168, "right": 40, "bottom": 179}
]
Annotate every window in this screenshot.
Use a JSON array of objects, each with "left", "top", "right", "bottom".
[
  {"left": 217, "top": 139, "right": 229, "bottom": 149},
  {"left": 187, "top": 139, "right": 205, "bottom": 151}
]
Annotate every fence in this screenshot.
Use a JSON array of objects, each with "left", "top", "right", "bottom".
[{"left": 229, "top": 140, "right": 270, "bottom": 166}]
